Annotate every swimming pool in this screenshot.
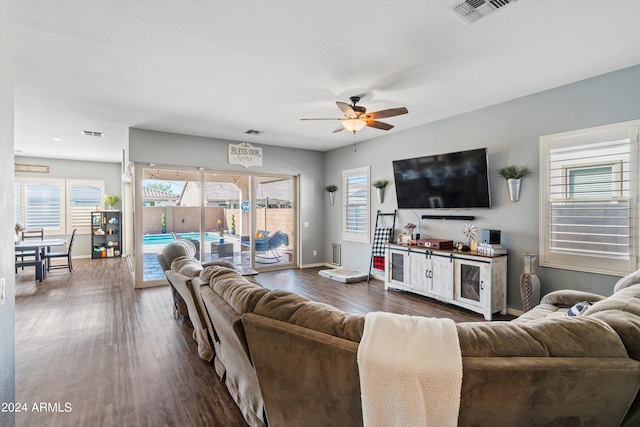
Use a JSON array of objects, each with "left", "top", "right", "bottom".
[{"left": 143, "top": 232, "right": 220, "bottom": 245}]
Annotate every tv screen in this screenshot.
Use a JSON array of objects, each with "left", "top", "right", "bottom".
[{"left": 392, "top": 147, "right": 491, "bottom": 209}]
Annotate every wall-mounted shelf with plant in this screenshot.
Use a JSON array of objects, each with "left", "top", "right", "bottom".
[{"left": 497, "top": 165, "right": 532, "bottom": 202}]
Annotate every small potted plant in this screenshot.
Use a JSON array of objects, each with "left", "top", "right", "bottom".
[
  {"left": 161, "top": 213, "right": 167, "bottom": 234},
  {"left": 497, "top": 165, "right": 532, "bottom": 202},
  {"left": 231, "top": 214, "right": 236, "bottom": 235},
  {"left": 104, "top": 194, "right": 120, "bottom": 210},
  {"left": 372, "top": 179, "right": 389, "bottom": 204},
  {"left": 325, "top": 185, "right": 338, "bottom": 205}
]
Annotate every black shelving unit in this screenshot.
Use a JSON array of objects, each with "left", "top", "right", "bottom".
[{"left": 91, "top": 211, "right": 122, "bottom": 258}]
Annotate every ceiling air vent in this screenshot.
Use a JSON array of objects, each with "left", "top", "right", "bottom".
[
  {"left": 244, "top": 130, "right": 263, "bottom": 135},
  {"left": 82, "top": 130, "right": 104, "bottom": 137},
  {"left": 450, "top": 0, "right": 517, "bottom": 24}
]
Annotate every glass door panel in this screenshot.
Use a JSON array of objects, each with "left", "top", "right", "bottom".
[
  {"left": 203, "top": 172, "right": 250, "bottom": 269},
  {"left": 253, "top": 176, "right": 296, "bottom": 269},
  {"left": 140, "top": 167, "right": 200, "bottom": 283}
]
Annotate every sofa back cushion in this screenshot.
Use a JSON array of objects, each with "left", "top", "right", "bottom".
[
  {"left": 583, "top": 284, "right": 640, "bottom": 361},
  {"left": 157, "top": 239, "right": 196, "bottom": 271},
  {"left": 457, "top": 316, "right": 628, "bottom": 358},
  {"left": 211, "top": 271, "right": 270, "bottom": 315},
  {"left": 253, "top": 290, "right": 364, "bottom": 343},
  {"left": 170, "top": 256, "right": 203, "bottom": 278}
]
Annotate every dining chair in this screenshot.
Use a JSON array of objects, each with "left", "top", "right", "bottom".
[
  {"left": 45, "top": 229, "right": 76, "bottom": 272},
  {"left": 16, "top": 227, "right": 44, "bottom": 269}
]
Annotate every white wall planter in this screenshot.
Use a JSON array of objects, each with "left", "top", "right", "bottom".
[
  {"left": 329, "top": 191, "right": 335, "bottom": 205},
  {"left": 376, "top": 187, "right": 385, "bottom": 204}
]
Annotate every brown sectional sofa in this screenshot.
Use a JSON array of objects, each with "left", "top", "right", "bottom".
[{"left": 160, "top": 242, "right": 640, "bottom": 426}]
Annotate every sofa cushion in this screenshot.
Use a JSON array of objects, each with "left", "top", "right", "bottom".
[
  {"left": 457, "top": 316, "right": 628, "bottom": 358},
  {"left": 253, "top": 290, "right": 364, "bottom": 343},
  {"left": 614, "top": 268, "right": 640, "bottom": 293},
  {"left": 157, "top": 239, "right": 196, "bottom": 271},
  {"left": 583, "top": 284, "right": 640, "bottom": 361},
  {"left": 170, "top": 256, "right": 203, "bottom": 278},
  {"left": 210, "top": 271, "right": 269, "bottom": 315}
]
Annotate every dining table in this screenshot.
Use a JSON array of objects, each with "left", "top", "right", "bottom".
[{"left": 15, "top": 238, "right": 66, "bottom": 282}]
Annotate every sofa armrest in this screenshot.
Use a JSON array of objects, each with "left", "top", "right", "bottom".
[
  {"left": 540, "top": 289, "right": 607, "bottom": 307},
  {"left": 459, "top": 356, "right": 640, "bottom": 426}
]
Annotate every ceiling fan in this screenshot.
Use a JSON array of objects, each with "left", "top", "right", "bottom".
[{"left": 301, "top": 96, "right": 408, "bottom": 133}]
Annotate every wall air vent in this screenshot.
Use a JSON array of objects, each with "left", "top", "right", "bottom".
[
  {"left": 244, "top": 130, "right": 264, "bottom": 135},
  {"left": 82, "top": 130, "right": 104, "bottom": 137},
  {"left": 450, "top": 0, "right": 517, "bottom": 24}
]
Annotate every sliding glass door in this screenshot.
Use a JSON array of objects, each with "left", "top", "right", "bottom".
[{"left": 134, "top": 164, "right": 297, "bottom": 287}]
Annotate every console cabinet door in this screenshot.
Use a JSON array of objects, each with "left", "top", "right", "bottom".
[
  {"left": 430, "top": 255, "right": 454, "bottom": 299},
  {"left": 408, "top": 252, "right": 430, "bottom": 292},
  {"left": 388, "top": 249, "right": 408, "bottom": 287},
  {"left": 454, "top": 258, "right": 489, "bottom": 308}
]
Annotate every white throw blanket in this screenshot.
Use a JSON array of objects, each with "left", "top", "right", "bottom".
[{"left": 357, "top": 312, "right": 462, "bottom": 427}]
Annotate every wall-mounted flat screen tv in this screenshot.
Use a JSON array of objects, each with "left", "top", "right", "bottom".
[{"left": 392, "top": 147, "right": 491, "bottom": 209}]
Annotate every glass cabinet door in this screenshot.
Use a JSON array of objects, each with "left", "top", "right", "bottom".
[
  {"left": 390, "top": 251, "right": 406, "bottom": 284},
  {"left": 455, "top": 259, "right": 486, "bottom": 306}
]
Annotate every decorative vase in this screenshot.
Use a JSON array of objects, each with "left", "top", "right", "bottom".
[
  {"left": 329, "top": 192, "right": 335, "bottom": 205},
  {"left": 507, "top": 178, "right": 522, "bottom": 202},
  {"left": 219, "top": 237, "right": 225, "bottom": 244},
  {"left": 376, "top": 187, "right": 385, "bottom": 204},
  {"left": 520, "top": 253, "right": 541, "bottom": 312}
]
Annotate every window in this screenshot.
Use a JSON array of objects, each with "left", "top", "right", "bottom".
[
  {"left": 539, "top": 120, "right": 639, "bottom": 275},
  {"left": 67, "top": 180, "right": 104, "bottom": 234},
  {"left": 15, "top": 177, "right": 105, "bottom": 235},
  {"left": 343, "top": 166, "right": 370, "bottom": 243}
]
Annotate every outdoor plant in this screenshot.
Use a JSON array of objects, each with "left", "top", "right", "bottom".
[
  {"left": 325, "top": 185, "right": 338, "bottom": 193},
  {"left": 217, "top": 219, "right": 224, "bottom": 236},
  {"left": 161, "top": 213, "right": 167, "bottom": 233},
  {"left": 497, "top": 165, "right": 532, "bottom": 180},
  {"left": 372, "top": 179, "right": 389, "bottom": 189},
  {"left": 104, "top": 194, "right": 120, "bottom": 209},
  {"left": 231, "top": 214, "right": 236, "bottom": 235}
]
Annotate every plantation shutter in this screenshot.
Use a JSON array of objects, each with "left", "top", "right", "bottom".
[
  {"left": 68, "top": 181, "right": 103, "bottom": 234},
  {"left": 540, "top": 120, "right": 639, "bottom": 275},
  {"left": 343, "top": 166, "right": 370, "bottom": 242},
  {"left": 23, "top": 181, "right": 63, "bottom": 233}
]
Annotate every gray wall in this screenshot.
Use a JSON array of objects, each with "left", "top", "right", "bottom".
[
  {"left": 129, "top": 128, "right": 326, "bottom": 266},
  {"left": 14, "top": 156, "right": 122, "bottom": 257},
  {"left": 1, "top": 1, "right": 15, "bottom": 424},
  {"left": 324, "top": 65, "right": 640, "bottom": 310}
]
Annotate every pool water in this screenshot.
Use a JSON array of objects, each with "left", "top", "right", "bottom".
[{"left": 143, "top": 232, "right": 220, "bottom": 245}]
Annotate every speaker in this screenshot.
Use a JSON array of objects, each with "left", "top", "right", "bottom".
[{"left": 481, "top": 229, "right": 501, "bottom": 245}]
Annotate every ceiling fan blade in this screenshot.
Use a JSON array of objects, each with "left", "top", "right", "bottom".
[
  {"left": 332, "top": 125, "right": 346, "bottom": 133},
  {"left": 336, "top": 101, "right": 356, "bottom": 117},
  {"left": 366, "top": 120, "right": 394, "bottom": 131},
  {"left": 300, "top": 118, "right": 342, "bottom": 121},
  {"left": 367, "top": 107, "right": 408, "bottom": 120}
]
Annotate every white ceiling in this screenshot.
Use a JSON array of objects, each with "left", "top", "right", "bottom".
[{"left": 11, "top": 0, "right": 640, "bottom": 163}]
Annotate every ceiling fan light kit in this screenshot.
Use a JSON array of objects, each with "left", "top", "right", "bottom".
[
  {"left": 342, "top": 118, "right": 367, "bottom": 133},
  {"left": 302, "top": 95, "right": 408, "bottom": 134}
]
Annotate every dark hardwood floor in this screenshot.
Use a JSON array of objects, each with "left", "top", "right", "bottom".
[{"left": 14, "top": 258, "right": 512, "bottom": 426}]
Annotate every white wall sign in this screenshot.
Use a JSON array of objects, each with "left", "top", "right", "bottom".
[{"left": 228, "top": 142, "right": 263, "bottom": 168}]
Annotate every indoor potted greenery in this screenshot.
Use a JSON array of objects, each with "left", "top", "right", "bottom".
[
  {"left": 372, "top": 179, "right": 389, "bottom": 204},
  {"left": 104, "top": 194, "right": 120, "bottom": 210},
  {"left": 325, "top": 185, "right": 338, "bottom": 205},
  {"left": 497, "top": 165, "right": 532, "bottom": 202}
]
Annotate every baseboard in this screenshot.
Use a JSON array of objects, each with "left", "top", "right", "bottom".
[{"left": 300, "top": 262, "right": 328, "bottom": 269}]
